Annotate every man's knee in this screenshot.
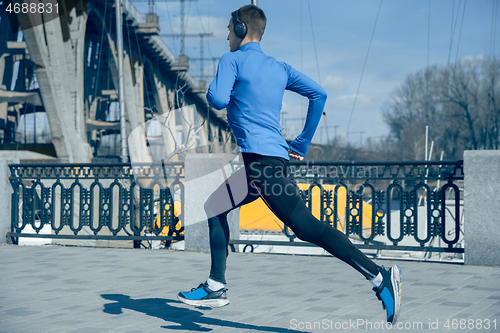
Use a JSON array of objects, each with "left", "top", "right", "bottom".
[
  {"left": 288, "top": 203, "right": 326, "bottom": 244},
  {"left": 204, "top": 196, "right": 212, "bottom": 214},
  {"left": 291, "top": 225, "right": 322, "bottom": 244},
  {"left": 205, "top": 195, "right": 231, "bottom": 220}
]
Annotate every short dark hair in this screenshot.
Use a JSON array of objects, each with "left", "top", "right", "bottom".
[{"left": 234, "top": 5, "right": 267, "bottom": 41}]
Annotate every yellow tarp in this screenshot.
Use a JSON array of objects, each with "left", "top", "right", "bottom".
[
  {"left": 154, "top": 184, "right": 375, "bottom": 236},
  {"left": 155, "top": 201, "right": 183, "bottom": 237},
  {"left": 240, "top": 184, "right": 375, "bottom": 233}
]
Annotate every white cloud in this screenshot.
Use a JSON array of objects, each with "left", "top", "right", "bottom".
[
  {"left": 323, "top": 75, "right": 347, "bottom": 91},
  {"left": 460, "top": 55, "right": 485, "bottom": 63},
  {"left": 336, "top": 93, "right": 371, "bottom": 105}
]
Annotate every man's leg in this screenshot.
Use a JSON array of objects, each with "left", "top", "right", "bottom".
[
  {"left": 242, "top": 153, "right": 401, "bottom": 323},
  {"left": 178, "top": 166, "right": 259, "bottom": 307},
  {"left": 243, "top": 153, "right": 379, "bottom": 278},
  {"left": 205, "top": 166, "right": 260, "bottom": 284}
]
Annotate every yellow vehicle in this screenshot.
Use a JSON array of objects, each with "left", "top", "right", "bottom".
[
  {"left": 154, "top": 201, "right": 183, "bottom": 247},
  {"left": 155, "top": 184, "right": 375, "bottom": 245},
  {"left": 240, "top": 184, "right": 375, "bottom": 235}
]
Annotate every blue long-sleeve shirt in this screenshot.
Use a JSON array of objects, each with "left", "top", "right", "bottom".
[{"left": 207, "top": 42, "right": 327, "bottom": 160}]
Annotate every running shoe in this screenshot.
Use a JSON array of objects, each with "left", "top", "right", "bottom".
[
  {"left": 373, "top": 265, "right": 402, "bottom": 324},
  {"left": 177, "top": 282, "right": 229, "bottom": 308}
]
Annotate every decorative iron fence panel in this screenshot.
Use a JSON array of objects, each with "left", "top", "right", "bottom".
[
  {"left": 8, "top": 160, "right": 464, "bottom": 254},
  {"left": 231, "top": 160, "right": 464, "bottom": 254},
  {"left": 8, "top": 162, "right": 185, "bottom": 247}
]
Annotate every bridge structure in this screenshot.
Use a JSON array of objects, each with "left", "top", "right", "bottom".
[{"left": 0, "top": 0, "right": 234, "bottom": 162}]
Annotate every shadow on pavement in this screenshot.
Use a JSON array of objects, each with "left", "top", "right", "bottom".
[{"left": 101, "top": 294, "right": 305, "bottom": 332}]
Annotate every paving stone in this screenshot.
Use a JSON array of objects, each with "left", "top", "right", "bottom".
[{"left": 1, "top": 244, "right": 500, "bottom": 332}]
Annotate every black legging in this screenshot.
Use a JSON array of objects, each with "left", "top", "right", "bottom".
[{"left": 204, "top": 153, "right": 380, "bottom": 284}]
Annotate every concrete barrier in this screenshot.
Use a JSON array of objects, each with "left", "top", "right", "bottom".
[
  {"left": 184, "top": 154, "right": 241, "bottom": 252},
  {"left": 464, "top": 150, "right": 500, "bottom": 266},
  {"left": 0, "top": 158, "right": 20, "bottom": 244}
]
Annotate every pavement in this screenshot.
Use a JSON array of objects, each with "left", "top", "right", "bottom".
[{"left": 1, "top": 244, "right": 500, "bottom": 333}]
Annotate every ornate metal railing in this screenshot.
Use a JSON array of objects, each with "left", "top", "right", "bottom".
[
  {"left": 8, "top": 160, "right": 464, "bottom": 254},
  {"left": 230, "top": 160, "right": 464, "bottom": 254},
  {"left": 7, "top": 162, "right": 185, "bottom": 247}
]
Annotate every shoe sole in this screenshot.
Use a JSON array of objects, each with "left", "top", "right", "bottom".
[
  {"left": 177, "top": 295, "right": 230, "bottom": 308},
  {"left": 391, "top": 265, "right": 402, "bottom": 324}
]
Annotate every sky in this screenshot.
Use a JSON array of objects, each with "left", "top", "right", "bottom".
[{"left": 132, "top": 0, "right": 500, "bottom": 147}]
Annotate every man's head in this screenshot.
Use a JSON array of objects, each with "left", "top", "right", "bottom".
[{"left": 227, "top": 5, "right": 266, "bottom": 52}]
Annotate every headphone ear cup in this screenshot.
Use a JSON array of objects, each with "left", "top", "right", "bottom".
[
  {"left": 232, "top": 10, "right": 247, "bottom": 39},
  {"left": 234, "top": 21, "right": 247, "bottom": 39}
]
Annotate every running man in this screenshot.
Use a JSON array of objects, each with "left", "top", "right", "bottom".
[{"left": 178, "top": 4, "right": 402, "bottom": 324}]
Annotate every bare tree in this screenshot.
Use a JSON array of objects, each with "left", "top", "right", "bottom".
[{"left": 383, "top": 57, "right": 500, "bottom": 160}]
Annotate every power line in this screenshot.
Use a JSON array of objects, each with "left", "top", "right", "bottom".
[
  {"left": 160, "top": 33, "right": 214, "bottom": 81},
  {"left": 306, "top": 0, "right": 330, "bottom": 146},
  {"left": 491, "top": 0, "right": 498, "bottom": 57},
  {"left": 194, "top": 1, "right": 215, "bottom": 60},
  {"left": 347, "top": 131, "right": 366, "bottom": 147},
  {"left": 453, "top": 0, "right": 467, "bottom": 63},
  {"left": 337, "top": 0, "right": 383, "bottom": 160},
  {"left": 307, "top": 0, "right": 321, "bottom": 85},
  {"left": 131, "top": 0, "right": 198, "bottom": 54},
  {"left": 425, "top": 0, "right": 431, "bottom": 122}
]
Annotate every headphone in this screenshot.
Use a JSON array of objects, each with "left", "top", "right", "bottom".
[{"left": 232, "top": 9, "right": 247, "bottom": 39}]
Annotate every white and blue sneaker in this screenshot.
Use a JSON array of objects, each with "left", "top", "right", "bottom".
[
  {"left": 178, "top": 282, "right": 229, "bottom": 308},
  {"left": 373, "top": 265, "right": 402, "bottom": 324}
]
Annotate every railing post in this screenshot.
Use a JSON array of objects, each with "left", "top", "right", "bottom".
[
  {"left": 1, "top": 158, "right": 19, "bottom": 244},
  {"left": 464, "top": 151, "right": 500, "bottom": 266}
]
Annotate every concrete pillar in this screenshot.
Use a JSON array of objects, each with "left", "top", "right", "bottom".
[
  {"left": 184, "top": 154, "right": 240, "bottom": 252},
  {"left": 167, "top": 88, "right": 176, "bottom": 111},
  {"left": 223, "top": 130, "right": 232, "bottom": 153},
  {"left": 464, "top": 150, "right": 500, "bottom": 266},
  {"left": 123, "top": 53, "right": 144, "bottom": 136},
  {"left": 210, "top": 123, "right": 220, "bottom": 153},
  {"left": 0, "top": 158, "right": 19, "bottom": 243},
  {"left": 181, "top": 105, "right": 208, "bottom": 153},
  {"left": 106, "top": 34, "right": 120, "bottom": 97},
  {"left": 0, "top": 56, "right": 9, "bottom": 122},
  {"left": 0, "top": 102, "right": 8, "bottom": 121},
  {"left": 146, "top": 68, "right": 177, "bottom": 160},
  {"left": 202, "top": 116, "right": 210, "bottom": 150},
  {"left": 0, "top": 54, "right": 7, "bottom": 86},
  {"left": 21, "top": 8, "right": 92, "bottom": 162},
  {"left": 153, "top": 70, "right": 170, "bottom": 114},
  {"left": 159, "top": 111, "right": 177, "bottom": 161}
]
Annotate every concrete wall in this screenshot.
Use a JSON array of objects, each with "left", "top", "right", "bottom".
[
  {"left": 0, "top": 158, "right": 19, "bottom": 243},
  {"left": 464, "top": 150, "right": 500, "bottom": 266},
  {"left": 184, "top": 154, "right": 241, "bottom": 252}
]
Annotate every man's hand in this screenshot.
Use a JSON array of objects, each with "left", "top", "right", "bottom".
[{"left": 288, "top": 150, "right": 304, "bottom": 161}]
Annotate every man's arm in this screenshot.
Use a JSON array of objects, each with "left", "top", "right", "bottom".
[
  {"left": 207, "top": 54, "right": 238, "bottom": 110},
  {"left": 282, "top": 63, "right": 327, "bottom": 157}
]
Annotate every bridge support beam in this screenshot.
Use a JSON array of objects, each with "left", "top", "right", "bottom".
[
  {"left": 106, "top": 32, "right": 144, "bottom": 152},
  {"left": 21, "top": 6, "right": 92, "bottom": 162},
  {"left": 123, "top": 53, "right": 145, "bottom": 139}
]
